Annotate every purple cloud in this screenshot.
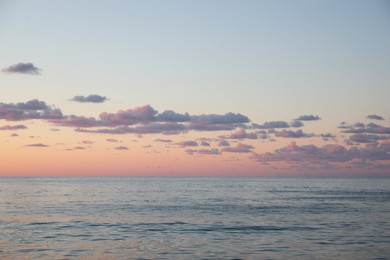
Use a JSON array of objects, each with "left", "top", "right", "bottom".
[
  {"left": 200, "top": 141, "right": 210, "bottom": 146},
  {"left": 274, "top": 129, "right": 313, "bottom": 138},
  {"left": 106, "top": 138, "right": 119, "bottom": 142},
  {"left": 221, "top": 143, "right": 254, "bottom": 153},
  {"left": 0, "top": 99, "right": 63, "bottom": 121},
  {"left": 156, "top": 110, "right": 190, "bottom": 122},
  {"left": 51, "top": 115, "right": 101, "bottom": 127},
  {"left": 367, "top": 114, "right": 384, "bottom": 120},
  {"left": 252, "top": 121, "right": 289, "bottom": 129},
  {"left": 0, "top": 124, "right": 27, "bottom": 130},
  {"left": 2, "top": 63, "right": 41, "bottom": 75},
  {"left": 295, "top": 115, "right": 321, "bottom": 121},
  {"left": 71, "top": 95, "right": 107, "bottom": 103},
  {"left": 190, "top": 113, "right": 249, "bottom": 125},
  {"left": 176, "top": 140, "right": 198, "bottom": 147},
  {"left": 25, "top": 143, "right": 49, "bottom": 147},
  {"left": 100, "top": 105, "right": 158, "bottom": 125},
  {"left": 254, "top": 141, "right": 390, "bottom": 163},
  {"left": 349, "top": 133, "right": 389, "bottom": 143},
  {"left": 154, "top": 138, "right": 172, "bottom": 143},
  {"left": 114, "top": 146, "right": 128, "bottom": 150},
  {"left": 186, "top": 148, "right": 220, "bottom": 155},
  {"left": 321, "top": 133, "right": 336, "bottom": 141},
  {"left": 290, "top": 120, "right": 304, "bottom": 128},
  {"left": 218, "top": 139, "right": 230, "bottom": 147},
  {"left": 341, "top": 122, "right": 390, "bottom": 134}
]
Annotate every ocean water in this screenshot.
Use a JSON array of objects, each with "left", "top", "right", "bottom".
[{"left": 0, "top": 177, "right": 389, "bottom": 259}]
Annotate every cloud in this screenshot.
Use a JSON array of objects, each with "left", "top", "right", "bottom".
[
  {"left": 290, "top": 120, "right": 304, "bottom": 128},
  {"left": 2, "top": 63, "right": 41, "bottom": 75},
  {"left": 51, "top": 115, "right": 101, "bottom": 127},
  {"left": 200, "top": 141, "right": 210, "bottom": 146},
  {"left": 341, "top": 122, "right": 390, "bottom": 134},
  {"left": 186, "top": 148, "right": 220, "bottom": 155},
  {"left": 349, "top": 133, "right": 389, "bottom": 143},
  {"left": 274, "top": 129, "right": 313, "bottom": 138},
  {"left": 0, "top": 99, "right": 63, "bottom": 121},
  {"left": 81, "top": 140, "right": 94, "bottom": 145},
  {"left": 154, "top": 138, "right": 172, "bottom": 143},
  {"left": 254, "top": 141, "right": 390, "bottom": 164},
  {"left": 295, "top": 115, "right": 321, "bottom": 121},
  {"left": 252, "top": 121, "right": 289, "bottom": 129},
  {"left": 25, "top": 143, "right": 49, "bottom": 147},
  {"left": 71, "top": 95, "right": 107, "bottom": 103},
  {"left": 190, "top": 113, "right": 249, "bottom": 125},
  {"left": 367, "top": 114, "right": 384, "bottom": 120},
  {"left": 48, "top": 103, "right": 251, "bottom": 134},
  {"left": 106, "top": 138, "right": 119, "bottom": 142},
  {"left": 72, "top": 146, "right": 86, "bottom": 150},
  {"left": 100, "top": 105, "right": 158, "bottom": 125},
  {"left": 10, "top": 133, "right": 19, "bottom": 137},
  {"left": 221, "top": 143, "right": 254, "bottom": 153},
  {"left": 321, "top": 133, "right": 336, "bottom": 141},
  {"left": 189, "top": 123, "right": 240, "bottom": 131},
  {"left": 176, "top": 140, "right": 198, "bottom": 147},
  {"left": 218, "top": 139, "right": 230, "bottom": 147},
  {"left": 0, "top": 124, "right": 27, "bottom": 130},
  {"left": 114, "top": 146, "right": 128, "bottom": 150},
  {"left": 156, "top": 110, "right": 190, "bottom": 122},
  {"left": 225, "top": 128, "right": 258, "bottom": 139}
]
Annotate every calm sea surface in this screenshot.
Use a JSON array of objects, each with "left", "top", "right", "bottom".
[{"left": 0, "top": 177, "right": 389, "bottom": 259}]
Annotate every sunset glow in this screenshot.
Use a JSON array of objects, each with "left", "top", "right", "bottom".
[{"left": 1, "top": 0, "right": 389, "bottom": 177}]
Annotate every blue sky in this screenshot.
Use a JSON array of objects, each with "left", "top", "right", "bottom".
[{"left": 0, "top": 0, "right": 389, "bottom": 176}]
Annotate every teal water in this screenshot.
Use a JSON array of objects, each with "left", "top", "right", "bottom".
[{"left": 1, "top": 177, "right": 389, "bottom": 259}]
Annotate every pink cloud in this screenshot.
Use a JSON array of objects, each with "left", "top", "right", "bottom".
[
  {"left": 25, "top": 143, "right": 49, "bottom": 147},
  {"left": 114, "top": 146, "right": 128, "bottom": 150},
  {"left": 226, "top": 128, "right": 257, "bottom": 139},
  {"left": 0, "top": 124, "right": 27, "bottom": 130}
]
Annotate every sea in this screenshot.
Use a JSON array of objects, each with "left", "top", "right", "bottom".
[{"left": 0, "top": 177, "right": 389, "bottom": 259}]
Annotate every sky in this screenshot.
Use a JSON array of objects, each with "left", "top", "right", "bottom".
[{"left": 0, "top": 0, "right": 389, "bottom": 177}]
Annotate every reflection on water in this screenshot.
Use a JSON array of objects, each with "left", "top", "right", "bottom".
[{"left": 1, "top": 177, "right": 390, "bottom": 259}]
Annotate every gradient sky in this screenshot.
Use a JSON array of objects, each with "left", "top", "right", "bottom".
[{"left": 1, "top": 0, "right": 389, "bottom": 176}]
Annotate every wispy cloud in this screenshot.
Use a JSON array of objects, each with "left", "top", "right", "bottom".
[
  {"left": 154, "top": 138, "right": 172, "bottom": 143},
  {"left": 2, "top": 63, "right": 41, "bottom": 75},
  {"left": 176, "top": 140, "right": 198, "bottom": 147},
  {"left": 25, "top": 143, "right": 49, "bottom": 147},
  {"left": 0, "top": 124, "right": 27, "bottom": 130},
  {"left": 186, "top": 148, "right": 220, "bottom": 155},
  {"left": 71, "top": 95, "right": 108, "bottom": 103},
  {"left": 114, "top": 146, "right": 128, "bottom": 150}
]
